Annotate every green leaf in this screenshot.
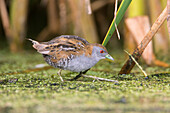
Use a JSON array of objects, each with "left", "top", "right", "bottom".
[{"left": 102, "top": 0, "right": 132, "bottom": 46}]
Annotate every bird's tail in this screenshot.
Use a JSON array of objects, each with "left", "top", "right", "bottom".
[
  {"left": 28, "top": 39, "right": 39, "bottom": 45},
  {"left": 28, "top": 39, "right": 50, "bottom": 54}
]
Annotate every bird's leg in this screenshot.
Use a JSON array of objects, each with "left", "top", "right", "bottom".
[
  {"left": 82, "top": 69, "right": 90, "bottom": 74},
  {"left": 70, "top": 72, "right": 82, "bottom": 81},
  {"left": 70, "top": 69, "right": 90, "bottom": 81},
  {"left": 57, "top": 69, "right": 64, "bottom": 82}
]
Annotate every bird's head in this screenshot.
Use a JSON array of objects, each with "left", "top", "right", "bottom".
[{"left": 92, "top": 44, "right": 114, "bottom": 61}]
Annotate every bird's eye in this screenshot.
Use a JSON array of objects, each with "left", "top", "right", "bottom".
[{"left": 100, "top": 50, "right": 104, "bottom": 53}]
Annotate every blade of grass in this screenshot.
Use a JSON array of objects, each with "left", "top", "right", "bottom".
[
  {"left": 102, "top": 0, "right": 132, "bottom": 46},
  {"left": 114, "top": 0, "right": 121, "bottom": 40},
  {"left": 124, "top": 50, "right": 148, "bottom": 77}
]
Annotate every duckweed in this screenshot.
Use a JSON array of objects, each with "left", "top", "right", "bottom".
[{"left": 0, "top": 51, "right": 169, "bottom": 113}]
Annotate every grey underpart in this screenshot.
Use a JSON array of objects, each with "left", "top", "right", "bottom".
[
  {"left": 66, "top": 54, "right": 99, "bottom": 72},
  {"left": 43, "top": 46, "right": 108, "bottom": 72},
  {"left": 45, "top": 54, "right": 98, "bottom": 72}
]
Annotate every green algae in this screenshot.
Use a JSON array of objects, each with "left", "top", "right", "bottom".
[{"left": 0, "top": 51, "right": 169, "bottom": 113}]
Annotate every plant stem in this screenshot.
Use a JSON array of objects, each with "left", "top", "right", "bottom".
[{"left": 119, "top": 7, "right": 168, "bottom": 74}]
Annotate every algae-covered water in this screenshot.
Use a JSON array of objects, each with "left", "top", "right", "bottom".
[{"left": 0, "top": 49, "right": 169, "bottom": 113}]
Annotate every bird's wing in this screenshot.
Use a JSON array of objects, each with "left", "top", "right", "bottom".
[{"left": 29, "top": 35, "right": 93, "bottom": 62}]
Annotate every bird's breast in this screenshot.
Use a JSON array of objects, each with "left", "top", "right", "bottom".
[{"left": 66, "top": 55, "right": 98, "bottom": 72}]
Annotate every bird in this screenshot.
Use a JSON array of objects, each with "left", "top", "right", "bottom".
[{"left": 29, "top": 35, "right": 114, "bottom": 82}]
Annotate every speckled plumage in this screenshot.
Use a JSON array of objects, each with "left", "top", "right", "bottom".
[{"left": 29, "top": 35, "right": 114, "bottom": 81}]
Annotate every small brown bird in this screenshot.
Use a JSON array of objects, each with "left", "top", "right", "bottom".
[{"left": 29, "top": 35, "right": 114, "bottom": 81}]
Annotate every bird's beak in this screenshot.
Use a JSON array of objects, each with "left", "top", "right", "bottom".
[{"left": 105, "top": 54, "right": 114, "bottom": 61}]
